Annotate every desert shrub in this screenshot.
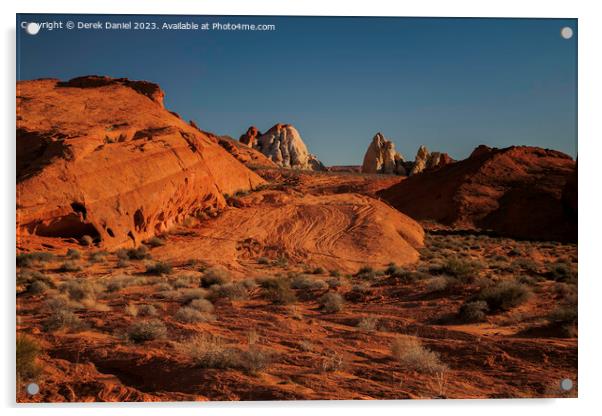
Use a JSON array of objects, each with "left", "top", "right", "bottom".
[
  {"left": 116, "top": 259, "right": 129, "bottom": 268},
  {"left": 312, "top": 267, "right": 325, "bottom": 275},
  {"left": 513, "top": 258, "right": 539, "bottom": 273},
  {"left": 179, "top": 288, "right": 209, "bottom": 303},
  {"left": 80, "top": 235, "right": 94, "bottom": 246},
  {"left": 319, "top": 350, "right": 345, "bottom": 372},
  {"left": 425, "top": 276, "right": 448, "bottom": 293},
  {"left": 319, "top": 292, "right": 344, "bottom": 313},
  {"left": 125, "top": 303, "right": 139, "bottom": 317},
  {"left": 390, "top": 336, "right": 447, "bottom": 374},
  {"left": 43, "top": 309, "right": 83, "bottom": 332},
  {"left": 357, "top": 316, "right": 379, "bottom": 331},
  {"left": 290, "top": 274, "right": 314, "bottom": 290},
  {"left": 60, "top": 280, "right": 99, "bottom": 302},
  {"left": 59, "top": 261, "right": 82, "bottom": 272},
  {"left": 175, "top": 306, "right": 215, "bottom": 323},
  {"left": 17, "top": 270, "right": 55, "bottom": 293},
  {"left": 177, "top": 334, "right": 238, "bottom": 368},
  {"left": 16, "top": 335, "right": 41, "bottom": 381},
  {"left": 106, "top": 275, "right": 135, "bottom": 292},
  {"left": 345, "top": 283, "right": 371, "bottom": 302},
  {"left": 88, "top": 251, "right": 108, "bottom": 263},
  {"left": 298, "top": 340, "right": 314, "bottom": 352},
  {"left": 476, "top": 280, "right": 531, "bottom": 312},
  {"left": 17, "top": 251, "right": 55, "bottom": 267},
  {"left": 257, "top": 257, "right": 270, "bottom": 265},
  {"left": 356, "top": 266, "right": 377, "bottom": 280},
  {"left": 145, "top": 261, "right": 173, "bottom": 275},
  {"left": 29, "top": 279, "right": 49, "bottom": 295},
  {"left": 209, "top": 282, "right": 248, "bottom": 301},
  {"left": 154, "top": 282, "right": 173, "bottom": 292},
  {"left": 260, "top": 277, "right": 296, "bottom": 305},
  {"left": 127, "top": 319, "right": 167, "bottom": 343},
  {"left": 389, "top": 268, "right": 430, "bottom": 283},
  {"left": 124, "top": 245, "right": 151, "bottom": 260},
  {"left": 507, "top": 248, "right": 523, "bottom": 257},
  {"left": 517, "top": 275, "right": 538, "bottom": 286},
  {"left": 144, "top": 236, "right": 165, "bottom": 248},
  {"left": 66, "top": 248, "right": 81, "bottom": 259},
  {"left": 329, "top": 269, "right": 341, "bottom": 277},
  {"left": 326, "top": 277, "right": 342, "bottom": 289},
  {"left": 240, "top": 278, "right": 257, "bottom": 289},
  {"left": 554, "top": 283, "right": 577, "bottom": 304},
  {"left": 458, "top": 300, "right": 489, "bottom": 323},
  {"left": 239, "top": 347, "right": 273, "bottom": 375},
  {"left": 188, "top": 298, "right": 214, "bottom": 313},
  {"left": 441, "top": 257, "right": 482, "bottom": 282},
  {"left": 172, "top": 275, "right": 197, "bottom": 289},
  {"left": 547, "top": 262, "right": 577, "bottom": 282},
  {"left": 273, "top": 256, "right": 289, "bottom": 268},
  {"left": 135, "top": 305, "right": 156, "bottom": 317},
  {"left": 200, "top": 268, "right": 231, "bottom": 288},
  {"left": 548, "top": 306, "right": 577, "bottom": 324}
]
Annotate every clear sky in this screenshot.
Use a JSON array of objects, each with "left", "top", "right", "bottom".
[{"left": 17, "top": 14, "right": 577, "bottom": 165}]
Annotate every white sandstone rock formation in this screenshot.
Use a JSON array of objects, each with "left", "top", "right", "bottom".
[
  {"left": 253, "top": 123, "right": 324, "bottom": 170},
  {"left": 361, "top": 133, "right": 406, "bottom": 175}
]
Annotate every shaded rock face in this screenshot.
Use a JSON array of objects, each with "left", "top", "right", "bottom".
[
  {"left": 16, "top": 77, "right": 264, "bottom": 249},
  {"left": 361, "top": 133, "right": 406, "bottom": 175},
  {"left": 409, "top": 145, "right": 453, "bottom": 175},
  {"left": 251, "top": 124, "right": 325, "bottom": 170},
  {"left": 239, "top": 126, "right": 261, "bottom": 147},
  {"left": 57, "top": 75, "right": 165, "bottom": 107},
  {"left": 379, "top": 145, "right": 577, "bottom": 242}
]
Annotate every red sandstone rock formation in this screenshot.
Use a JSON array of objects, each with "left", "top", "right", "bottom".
[
  {"left": 16, "top": 76, "right": 265, "bottom": 249},
  {"left": 379, "top": 145, "right": 577, "bottom": 242}
]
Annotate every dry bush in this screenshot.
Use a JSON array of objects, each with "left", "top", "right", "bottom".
[
  {"left": 319, "top": 350, "right": 345, "bottom": 372},
  {"left": 357, "top": 316, "right": 379, "bottom": 331},
  {"left": 476, "top": 280, "right": 531, "bottom": 312},
  {"left": 144, "top": 236, "right": 165, "bottom": 248},
  {"left": 177, "top": 334, "right": 238, "bottom": 369},
  {"left": 188, "top": 299, "right": 214, "bottom": 313},
  {"left": 60, "top": 280, "right": 100, "bottom": 302},
  {"left": 43, "top": 309, "right": 83, "bottom": 332},
  {"left": 145, "top": 261, "right": 173, "bottom": 275},
  {"left": 390, "top": 335, "right": 447, "bottom": 374},
  {"left": 200, "top": 268, "right": 231, "bottom": 288},
  {"left": 179, "top": 288, "right": 209, "bottom": 303},
  {"left": 116, "top": 245, "right": 151, "bottom": 260},
  {"left": 425, "top": 276, "right": 448, "bottom": 293},
  {"left": 16, "top": 335, "right": 41, "bottom": 381},
  {"left": 125, "top": 303, "right": 139, "bottom": 317},
  {"left": 319, "top": 292, "right": 344, "bottom": 313},
  {"left": 458, "top": 300, "right": 489, "bottom": 323},
  {"left": 59, "top": 261, "right": 82, "bottom": 272},
  {"left": 17, "top": 252, "right": 55, "bottom": 267},
  {"left": 209, "top": 282, "right": 248, "bottom": 301},
  {"left": 175, "top": 306, "right": 215, "bottom": 323},
  {"left": 66, "top": 248, "right": 81, "bottom": 259},
  {"left": 441, "top": 257, "right": 482, "bottom": 283},
  {"left": 137, "top": 304, "right": 158, "bottom": 317},
  {"left": 127, "top": 319, "right": 167, "bottom": 343},
  {"left": 260, "top": 277, "right": 296, "bottom": 305}
]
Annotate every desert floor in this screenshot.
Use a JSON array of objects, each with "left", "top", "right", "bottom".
[{"left": 16, "top": 169, "right": 577, "bottom": 402}]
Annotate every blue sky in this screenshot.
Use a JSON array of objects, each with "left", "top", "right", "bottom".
[{"left": 17, "top": 15, "right": 577, "bottom": 165}]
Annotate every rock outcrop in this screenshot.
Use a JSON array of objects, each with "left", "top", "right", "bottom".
[
  {"left": 239, "top": 126, "right": 261, "bottom": 147},
  {"left": 214, "top": 134, "right": 278, "bottom": 169},
  {"left": 16, "top": 76, "right": 265, "bottom": 249},
  {"left": 250, "top": 123, "right": 325, "bottom": 170},
  {"left": 379, "top": 145, "right": 577, "bottom": 242},
  {"left": 361, "top": 133, "right": 406, "bottom": 175},
  {"left": 409, "top": 145, "right": 453, "bottom": 175}
]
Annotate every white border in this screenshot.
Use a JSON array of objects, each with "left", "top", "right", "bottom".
[{"left": 2, "top": 1, "right": 601, "bottom": 415}]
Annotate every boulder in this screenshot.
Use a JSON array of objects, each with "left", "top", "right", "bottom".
[{"left": 409, "top": 145, "right": 453, "bottom": 175}]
